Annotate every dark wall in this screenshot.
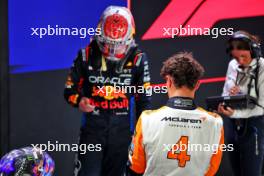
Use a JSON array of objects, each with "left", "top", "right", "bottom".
[
  {"left": 131, "top": 0, "right": 264, "bottom": 108},
  {"left": 10, "top": 70, "right": 81, "bottom": 176},
  {"left": 0, "top": 0, "right": 9, "bottom": 156}
]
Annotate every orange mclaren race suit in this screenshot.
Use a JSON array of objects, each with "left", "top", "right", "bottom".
[
  {"left": 128, "top": 96, "right": 224, "bottom": 176},
  {"left": 64, "top": 40, "right": 151, "bottom": 176}
]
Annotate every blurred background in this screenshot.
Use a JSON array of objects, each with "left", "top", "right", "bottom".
[{"left": 1, "top": 0, "right": 264, "bottom": 175}]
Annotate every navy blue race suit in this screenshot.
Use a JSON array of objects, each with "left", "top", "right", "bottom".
[{"left": 64, "top": 40, "right": 151, "bottom": 176}]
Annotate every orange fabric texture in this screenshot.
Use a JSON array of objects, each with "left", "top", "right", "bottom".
[
  {"left": 205, "top": 127, "right": 224, "bottom": 176},
  {"left": 68, "top": 94, "right": 79, "bottom": 105},
  {"left": 129, "top": 117, "right": 146, "bottom": 174}
]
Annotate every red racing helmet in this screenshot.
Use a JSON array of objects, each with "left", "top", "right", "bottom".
[{"left": 95, "top": 6, "right": 136, "bottom": 61}]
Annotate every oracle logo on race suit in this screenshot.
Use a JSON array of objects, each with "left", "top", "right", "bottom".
[{"left": 88, "top": 76, "right": 131, "bottom": 85}]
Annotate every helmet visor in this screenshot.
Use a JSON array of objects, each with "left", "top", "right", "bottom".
[{"left": 98, "top": 41, "right": 128, "bottom": 60}]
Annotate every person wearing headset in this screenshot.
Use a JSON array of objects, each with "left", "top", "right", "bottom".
[{"left": 218, "top": 30, "right": 264, "bottom": 176}]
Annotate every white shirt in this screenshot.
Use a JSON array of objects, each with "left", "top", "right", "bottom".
[{"left": 222, "top": 58, "right": 264, "bottom": 118}]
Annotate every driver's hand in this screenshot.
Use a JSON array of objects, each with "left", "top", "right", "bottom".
[{"left": 79, "top": 97, "right": 95, "bottom": 113}]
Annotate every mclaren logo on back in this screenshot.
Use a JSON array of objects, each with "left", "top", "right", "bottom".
[{"left": 161, "top": 116, "right": 202, "bottom": 124}]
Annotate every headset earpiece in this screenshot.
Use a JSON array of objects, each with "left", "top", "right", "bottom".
[{"left": 227, "top": 31, "right": 262, "bottom": 59}]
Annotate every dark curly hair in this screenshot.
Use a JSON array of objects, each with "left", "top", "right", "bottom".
[{"left": 160, "top": 52, "right": 205, "bottom": 90}]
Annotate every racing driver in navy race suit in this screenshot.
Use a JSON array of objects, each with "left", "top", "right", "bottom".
[{"left": 64, "top": 6, "right": 152, "bottom": 176}]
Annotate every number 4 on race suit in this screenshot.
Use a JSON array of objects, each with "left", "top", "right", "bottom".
[{"left": 167, "top": 136, "right": 191, "bottom": 167}]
